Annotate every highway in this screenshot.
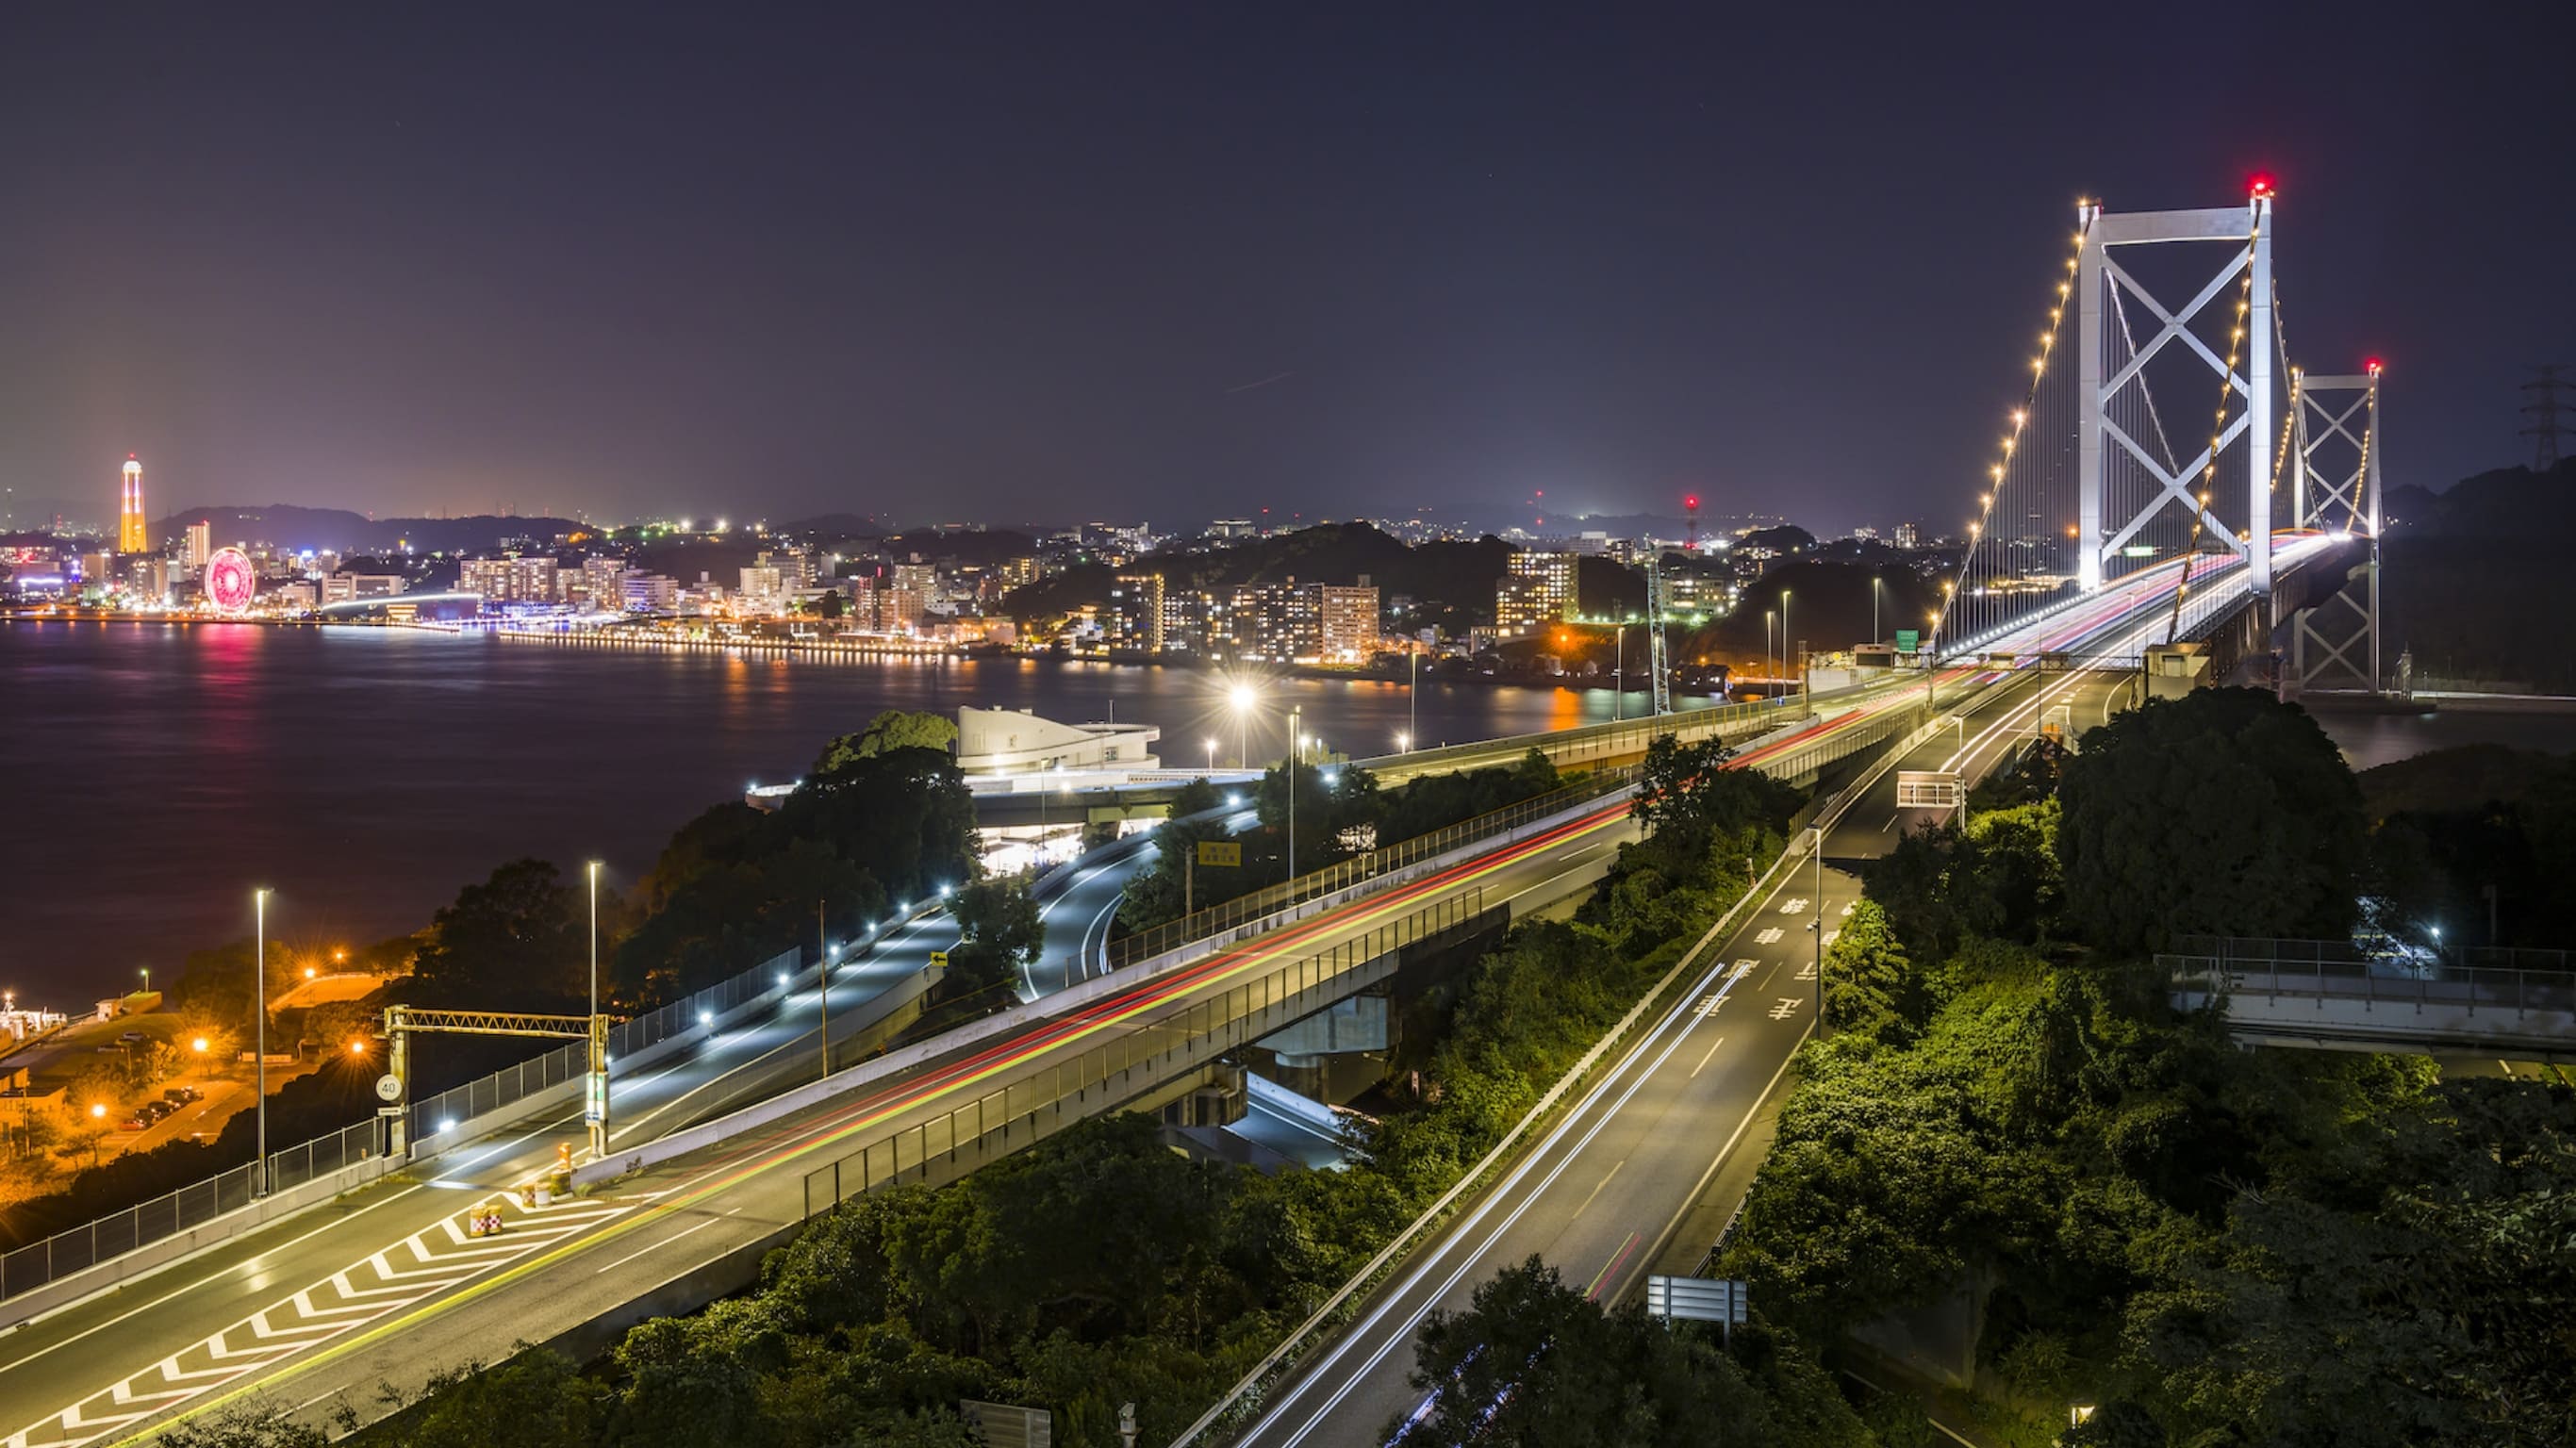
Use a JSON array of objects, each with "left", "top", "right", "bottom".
[
  {"left": 0, "top": 686, "right": 1947, "bottom": 1446},
  {"left": 1230, "top": 665, "right": 2135, "bottom": 1448}
]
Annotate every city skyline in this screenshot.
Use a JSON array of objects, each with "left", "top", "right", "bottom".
[{"left": 4, "top": 8, "right": 2568, "bottom": 532}]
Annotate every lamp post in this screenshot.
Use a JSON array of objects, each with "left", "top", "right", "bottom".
[
  {"left": 817, "top": 901, "right": 832, "bottom": 1078},
  {"left": 1407, "top": 648, "right": 1418, "bottom": 753},
  {"left": 586, "top": 861, "right": 607, "bottom": 1154},
  {"left": 1230, "top": 683, "right": 1257, "bottom": 769},
  {"left": 1809, "top": 827, "right": 1825, "bottom": 1033},
  {"left": 137, "top": 966, "right": 149, "bottom": 997},
  {"left": 1780, "top": 589, "right": 1792, "bottom": 707},
  {"left": 1286, "top": 703, "right": 1302, "bottom": 884},
  {"left": 1205, "top": 737, "right": 1216, "bottom": 776},
  {"left": 1614, "top": 619, "right": 1627, "bottom": 721},
  {"left": 1872, "top": 575, "right": 1882, "bottom": 647},
  {"left": 253, "top": 887, "right": 270, "bottom": 1196},
  {"left": 1764, "top": 609, "right": 1775, "bottom": 700}
]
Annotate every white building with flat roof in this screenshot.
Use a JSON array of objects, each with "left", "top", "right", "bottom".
[{"left": 955, "top": 706, "right": 1161, "bottom": 777}]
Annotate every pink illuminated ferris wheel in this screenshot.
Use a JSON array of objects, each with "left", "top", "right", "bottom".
[{"left": 205, "top": 548, "right": 256, "bottom": 612}]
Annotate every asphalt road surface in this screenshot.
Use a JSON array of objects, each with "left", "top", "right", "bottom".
[{"left": 1235, "top": 666, "right": 2132, "bottom": 1447}]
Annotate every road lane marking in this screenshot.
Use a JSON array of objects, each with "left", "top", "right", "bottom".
[
  {"left": 1583, "top": 1232, "right": 1642, "bottom": 1301},
  {"left": 1778, "top": 897, "right": 1809, "bottom": 913},
  {"left": 1768, "top": 998, "right": 1802, "bottom": 1020},
  {"left": 1687, "top": 1034, "right": 1727, "bottom": 1079},
  {"left": 2, "top": 1195, "right": 631, "bottom": 1448},
  {"left": 1755, "top": 927, "right": 1783, "bottom": 945},
  {"left": 1570, "top": 1160, "right": 1625, "bottom": 1221},
  {"left": 591, "top": 1218, "right": 718, "bottom": 1276}
]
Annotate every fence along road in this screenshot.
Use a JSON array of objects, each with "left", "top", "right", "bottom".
[
  {"left": 16, "top": 791, "right": 1647, "bottom": 1447},
  {"left": 0, "top": 674, "right": 1972, "bottom": 1445}
]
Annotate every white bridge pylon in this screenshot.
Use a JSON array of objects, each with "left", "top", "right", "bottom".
[
  {"left": 2075, "top": 186, "right": 2275, "bottom": 596},
  {"left": 2287, "top": 366, "right": 2386, "bottom": 693}
]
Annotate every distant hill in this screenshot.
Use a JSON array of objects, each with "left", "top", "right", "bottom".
[
  {"left": 2355, "top": 743, "right": 2563, "bottom": 819},
  {"left": 2379, "top": 459, "right": 2573, "bottom": 690},
  {"left": 153, "top": 505, "right": 586, "bottom": 554},
  {"left": 2385, "top": 458, "right": 2573, "bottom": 537}
]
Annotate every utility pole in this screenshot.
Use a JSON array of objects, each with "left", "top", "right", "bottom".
[
  {"left": 1614, "top": 619, "right": 1626, "bottom": 720},
  {"left": 2524, "top": 364, "right": 2571, "bottom": 470},
  {"left": 586, "top": 861, "right": 607, "bottom": 1158},
  {"left": 1407, "top": 648, "right": 1418, "bottom": 753},
  {"left": 817, "top": 901, "right": 831, "bottom": 1079},
  {"left": 1286, "top": 703, "right": 1302, "bottom": 883},
  {"left": 253, "top": 888, "right": 269, "bottom": 1196},
  {"left": 1810, "top": 829, "right": 1825, "bottom": 1033}
]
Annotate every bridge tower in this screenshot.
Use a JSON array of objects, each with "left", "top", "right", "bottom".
[
  {"left": 2284, "top": 364, "right": 2384, "bottom": 695},
  {"left": 2076, "top": 184, "right": 2275, "bottom": 597}
]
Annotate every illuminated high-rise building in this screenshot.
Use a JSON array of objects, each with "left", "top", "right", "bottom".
[
  {"left": 185, "top": 520, "right": 212, "bottom": 570},
  {"left": 118, "top": 456, "right": 148, "bottom": 553}
]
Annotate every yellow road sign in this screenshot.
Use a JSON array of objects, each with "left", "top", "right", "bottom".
[
  {"left": 929, "top": 949, "right": 949, "bottom": 970},
  {"left": 1196, "top": 841, "right": 1242, "bottom": 867}
]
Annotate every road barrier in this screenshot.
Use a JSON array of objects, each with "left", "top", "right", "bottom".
[
  {"left": 0, "top": 942, "right": 806, "bottom": 1309},
  {"left": 1108, "top": 772, "right": 1634, "bottom": 971},
  {"left": 798, "top": 890, "right": 1492, "bottom": 1217}
]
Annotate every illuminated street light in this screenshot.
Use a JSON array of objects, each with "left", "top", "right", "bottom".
[
  {"left": 1227, "top": 685, "right": 1259, "bottom": 768},
  {"left": 346, "top": 1039, "right": 366, "bottom": 1057},
  {"left": 191, "top": 1036, "right": 208, "bottom": 1053}
]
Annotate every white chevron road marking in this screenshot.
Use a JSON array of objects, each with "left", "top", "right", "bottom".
[{"left": 6, "top": 1193, "right": 633, "bottom": 1448}]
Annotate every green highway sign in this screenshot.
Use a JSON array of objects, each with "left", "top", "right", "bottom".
[{"left": 1895, "top": 629, "right": 1921, "bottom": 652}]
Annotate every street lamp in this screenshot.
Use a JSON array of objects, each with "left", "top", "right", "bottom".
[
  {"left": 1395, "top": 730, "right": 1410, "bottom": 754},
  {"left": 253, "top": 887, "right": 270, "bottom": 1196},
  {"left": 1764, "top": 609, "right": 1775, "bottom": 699},
  {"left": 1808, "top": 827, "right": 1825, "bottom": 1032},
  {"left": 1780, "top": 589, "right": 1792, "bottom": 707},
  {"left": 1613, "top": 619, "right": 1626, "bottom": 721},
  {"left": 1406, "top": 647, "right": 1418, "bottom": 755},
  {"left": 137, "top": 966, "right": 150, "bottom": 997},
  {"left": 1286, "top": 702, "right": 1303, "bottom": 883},
  {"left": 1872, "top": 575, "right": 1882, "bottom": 646},
  {"left": 1205, "top": 736, "right": 1216, "bottom": 775},
  {"left": 1229, "top": 682, "right": 1258, "bottom": 769}
]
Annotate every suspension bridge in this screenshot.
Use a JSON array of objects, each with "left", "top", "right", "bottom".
[{"left": 1926, "top": 178, "right": 2387, "bottom": 698}]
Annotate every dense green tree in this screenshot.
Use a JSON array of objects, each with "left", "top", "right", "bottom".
[
  {"left": 947, "top": 875, "right": 1044, "bottom": 998},
  {"left": 1399, "top": 1258, "right": 1867, "bottom": 1448},
  {"left": 1820, "top": 898, "right": 1922, "bottom": 1039},
  {"left": 409, "top": 860, "right": 585, "bottom": 1010},
  {"left": 811, "top": 711, "right": 959, "bottom": 777},
  {"left": 2056, "top": 687, "right": 2368, "bottom": 953}
]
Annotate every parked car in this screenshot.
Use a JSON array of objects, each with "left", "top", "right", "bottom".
[
  {"left": 162, "top": 1086, "right": 202, "bottom": 1106},
  {"left": 120, "top": 1115, "right": 148, "bottom": 1132}
]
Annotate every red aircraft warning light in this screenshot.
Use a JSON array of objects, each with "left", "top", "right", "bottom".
[
  {"left": 2249, "top": 173, "right": 2276, "bottom": 199},
  {"left": 2366, "top": 357, "right": 2385, "bottom": 374}
]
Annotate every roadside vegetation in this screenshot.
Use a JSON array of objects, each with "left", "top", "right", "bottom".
[
  {"left": 167, "top": 734, "right": 1805, "bottom": 1448},
  {"left": 0, "top": 712, "right": 978, "bottom": 1256},
  {"left": 1389, "top": 687, "right": 2576, "bottom": 1448}
]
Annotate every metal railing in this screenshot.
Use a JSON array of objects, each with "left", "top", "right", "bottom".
[
  {"left": 804, "top": 889, "right": 1489, "bottom": 1218},
  {"left": 2165, "top": 955, "right": 2576, "bottom": 1017},
  {"left": 2171, "top": 935, "right": 2569, "bottom": 975},
  {"left": 1746, "top": 702, "right": 1927, "bottom": 782},
  {"left": 1360, "top": 696, "right": 1789, "bottom": 778},
  {"left": 1107, "top": 774, "right": 1632, "bottom": 972},
  {"left": 408, "top": 946, "right": 800, "bottom": 1144},
  {"left": 0, "top": 944, "right": 805, "bottom": 1307}
]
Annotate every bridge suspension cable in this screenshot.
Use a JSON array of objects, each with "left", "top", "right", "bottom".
[{"left": 1931, "top": 208, "right": 2092, "bottom": 656}]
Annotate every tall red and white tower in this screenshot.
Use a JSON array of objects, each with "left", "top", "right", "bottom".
[{"left": 118, "top": 455, "right": 147, "bottom": 553}]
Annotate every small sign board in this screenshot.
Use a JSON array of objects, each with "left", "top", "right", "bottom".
[
  {"left": 959, "top": 1400, "right": 1051, "bottom": 1448},
  {"left": 373, "top": 1073, "right": 404, "bottom": 1104},
  {"left": 2122, "top": 544, "right": 2156, "bottom": 558},
  {"left": 1895, "top": 770, "right": 1963, "bottom": 810},
  {"left": 1196, "top": 841, "right": 1242, "bottom": 867},
  {"left": 928, "top": 949, "right": 949, "bottom": 971},
  {"left": 584, "top": 1071, "right": 607, "bottom": 1124},
  {"left": 1645, "top": 1275, "right": 1747, "bottom": 1325},
  {"left": 1894, "top": 628, "right": 1921, "bottom": 653},
  {"left": 2040, "top": 704, "right": 2073, "bottom": 745}
]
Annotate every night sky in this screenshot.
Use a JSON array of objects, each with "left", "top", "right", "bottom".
[{"left": 3, "top": 6, "right": 2567, "bottom": 533}]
